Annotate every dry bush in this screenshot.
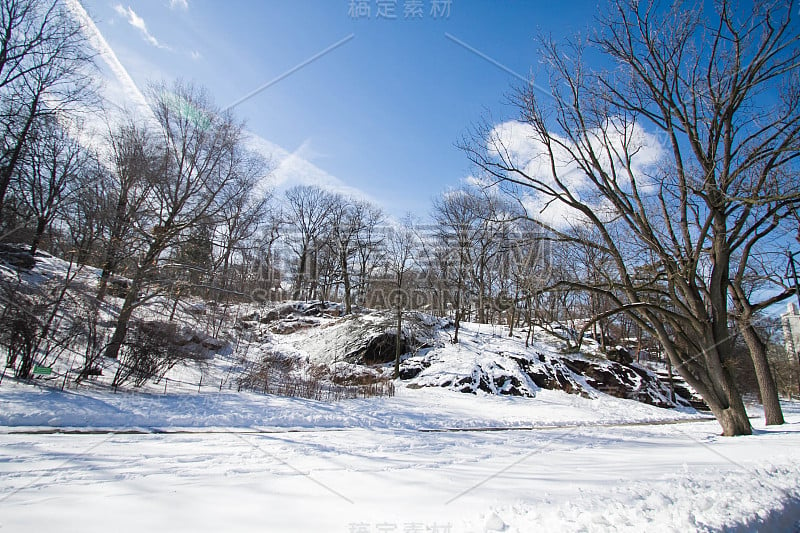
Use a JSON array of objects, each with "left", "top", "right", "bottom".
[
  {"left": 112, "top": 321, "right": 209, "bottom": 388},
  {"left": 0, "top": 275, "right": 83, "bottom": 380},
  {"left": 0, "top": 290, "right": 41, "bottom": 378},
  {"left": 238, "top": 350, "right": 395, "bottom": 400}
]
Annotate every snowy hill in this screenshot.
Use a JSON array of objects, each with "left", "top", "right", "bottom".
[{"left": 0, "top": 247, "right": 698, "bottom": 411}]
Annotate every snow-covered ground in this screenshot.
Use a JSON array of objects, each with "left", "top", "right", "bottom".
[
  {"left": 2, "top": 382, "right": 799, "bottom": 532},
  {"left": 2, "top": 253, "right": 800, "bottom": 531}
]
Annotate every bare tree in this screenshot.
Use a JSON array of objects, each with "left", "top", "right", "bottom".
[
  {"left": 353, "top": 203, "right": 385, "bottom": 307},
  {"left": 95, "top": 121, "right": 159, "bottom": 303},
  {"left": 0, "top": 0, "right": 95, "bottom": 216},
  {"left": 327, "top": 196, "right": 383, "bottom": 314},
  {"left": 14, "top": 116, "right": 88, "bottom": 255},
  {"left": 728, "top": 214, "right": 799, "bottom": 424},
  {"left": 463, "top": 0, "right": 800, "bottom": 435},
  {"left": 64, "top": 153, "right": 106, "bottom": 264},
  {"left": 433, "top": 186, "right": 482, "bottom": 342},
  {"left": 250, "top": 207, "right": 284, "bottom": 302},
  {"left": 595, "top": 0, "right": 799, "bottom": 427},
  {"left": 209, "top": 155, "right": 270, "bottom": 295},
  {"left": 284, "top": 185, "right": 333, "bottom": 300},
  {"left": 385, "top": 220, "right": 417, "bottom": 378},
  {"left": 103, "top": 81, "right": 262, "bottom": 360}
]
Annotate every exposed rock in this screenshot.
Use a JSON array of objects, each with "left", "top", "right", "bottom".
[
  {"left": 260, "top": 303, "right": 295, "bottom": 323},
  {"left": 512, "top": 354, "right": 589, "bottom": 398},
  {"left": 255, "top": 301, "right": 341, "bottom": 324},
  {"left": 0, "top": 244, "right": 35, "bottom": 270},
  {"left": 261, "top": 307, "right": 692, "bottom": 410},
  {"left": 563, "top": 358, "right": 681, "bottom": 408},
  {"left": 185, "top": 303, "right": 206, "bottom": 316},
  {"left": 397, "top": 357, "right": 429, "bottom": 380},
  {"left": 400, "top": 346, "right": 688, "bottom": 408},
  {"left": 352, "top": 332, "right": 405, "bottom": 364},
  {"left": 605, "top": 346, "right": 634, "bottom": 365},
  {"left": 107, "top": 276, "right": 131, "bottom": 299},
  {"left": 138, "top": 320, "right": 231, "bottom": 360},
  {"left": 301, "top": 302, "right": 325, "bottom": 316},
  {"left": 269, "top": 317, "right": 319, "bottom": 334},
  {"left": 297, "top": 310, "right": 441, "bottom": 365}
]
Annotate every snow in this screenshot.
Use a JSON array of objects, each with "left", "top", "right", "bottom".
[
  {"left": 2, "top": 382, "right": 800, "bottom": 532},
  {"left": 2, "top": 254, "right": 800, "bottom": 531}
]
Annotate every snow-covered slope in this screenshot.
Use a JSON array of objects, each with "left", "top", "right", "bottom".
[
  {"left": 396, "top": 320, "right": 688, "bottom": 409},
  {"left": 1, "top": 249, "right": 694, "bottom": 412}
]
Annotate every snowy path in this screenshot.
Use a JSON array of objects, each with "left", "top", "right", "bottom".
[
  {"left": 1, "top": 386, "right": 799, "bottom": 532},
  {"left": 2, "top": 415, "right": 715, "bottom": 435}
]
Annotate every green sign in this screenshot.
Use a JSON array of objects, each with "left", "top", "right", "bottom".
[{"left": 33, "top": 365, "right": 52, "bottom": 375}]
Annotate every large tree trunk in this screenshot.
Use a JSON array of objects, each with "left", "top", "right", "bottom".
[
  {"left": 740, "top": 320, "right": 785, "bottom": 426},
  {"left": 688, "top": 364, "right": 752, "bottom": 436},
  {"left": 103, "top": 276, "right": 141, "bottom": 360},
  {"left": 97, "top": 187, "right": 132, "bottom": 303},
  {"left": 96, "top": 266, "right": 112, "bottom": 303},
  {"left": 656, "top": 321, "right": 752, "bottom": 436},
  {"left": 477, "top": 260, "right": 486, "bottom": 324},
  {"left": 452, "top": 259, "right": 464, "bottom": 344},
  {"left": 309, "top": 250, "right": 318, "bottom": 300},
  {"left": 453, "top": 308, "right": 461, "bottom": 344},
  {"left": 713, "top": 401, "right": 753, "bottom": 437}
]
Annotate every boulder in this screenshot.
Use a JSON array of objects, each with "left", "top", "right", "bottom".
[{"left": 0, "top": 244, "right": 35, "bottom": 270}]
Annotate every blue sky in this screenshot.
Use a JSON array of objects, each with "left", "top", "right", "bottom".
[{"left": 76, "top": 0, "right": 601, "bottom": 218}]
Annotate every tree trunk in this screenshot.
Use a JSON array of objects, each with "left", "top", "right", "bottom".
[
  {"left": 740, "top": 320, "right": 785, "bottom": 425},
  {"left": 666, "top": 356, "right": 675, "bottom": 403},
  {"left": 292, "top": 245, "right": 307, "bottom": 300},
  {"left": 0, "top": 95, "right": 39, "bottom": 215},
  {"left": 453, "top": 308, "right": 461, "bottom": 344},
  {"left": 656, "top": 323, "right": 752, "bottom": 436},
  {"left": 693, "top": 365, "right": 753, "bottom": 436},
  {"left": 477, "top": 261, "right": 486, "bottom": 323},
  {"left": 341, "top": 248, "right": 352, "bottom": 314},
  {"left": 525, "top": 296, "right": 533, "bottom": 348},
  {"left": 394, "top": 306, "right": 403, "bottom": 378},
  {"left": 96, "top": 267, "right": 112, "bottom": 303},
  {"left": 29, "top": 217, "right": 47, "bottom": 256},
  {"left": 103, "top": 276, "right": 140, "bottom": 360},
  {"left": 168, "top": 289, "right": 180, "bottom": 322},
  {"left": 309, "top": 250, "right": 318, "bottom": 301},
  {"left": 97, "top": 187, "right": 132, "bottom": 303}
]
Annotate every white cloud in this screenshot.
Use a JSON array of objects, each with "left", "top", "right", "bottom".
[
  {"left": 190, "top": 50, "right": 202, "bottom": 61},
  {"left": 169, "top": 0, "right": 189, "bottom": 10},
  {"left": 489, "top": 119, "right": 664, "bottom": 229},
  {"left": 113, "top": 4, "right": 168, "bottom": 49}
]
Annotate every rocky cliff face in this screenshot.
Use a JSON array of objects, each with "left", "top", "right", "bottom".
[
  {"left": 400, "top": 349, "right": 690, "bottom": 409},
  {"left": 260, "top": 304, "right": 696, "bottom": 410}
]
